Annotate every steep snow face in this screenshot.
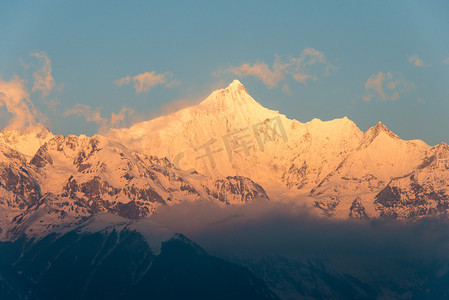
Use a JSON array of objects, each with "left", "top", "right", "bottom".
[
  {"left": 0, "top": 124, "right": 54, "bottom": 158},
  {"left": 107, "top": 80, "right": 282, "bottom": 178},
  {"left": 278, "top": 117, "right": 363, "bottom": 192},
  {"left": 311, "top": 122, "right": 429, "bottom": 218},
  {"left": 374, "top": 142, "right": 449, "bottom": 219},
  {"left": 108, "top": 80, "right": 364, "bottom": 200}
]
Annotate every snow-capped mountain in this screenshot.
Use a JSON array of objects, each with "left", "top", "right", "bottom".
[
  {"left": 0, "top": 142, "right": 41, "bottom": 236},
  {"left": 0, "top": 124, "right": 53, "bottom": 158},
  {"left": 1, "top": 79, "right": 449, "bottom": 225},
  {"left": 107, "top": 80, "right": 364, "bottom": 200},
  {"left": 107, "top": 80, "right": 448, "bottom": 219},
  {"left": 374, "top": 142, "right": 449, "bottom": 219},
  {"left": 0, "top": 128, "right": 269, "bottom": 239},
  {"left": 2, "top": 79, "right": 449, "bottom": 299},
  {"left": 311, "top": 121, "right": 429, "bottom": 218}
]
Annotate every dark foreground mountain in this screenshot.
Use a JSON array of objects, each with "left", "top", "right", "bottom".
[
  {"left": 0, "top": 214, "right": 278, "bottom": 300},
  {"left": 232, "top": 255, "right": 449, "bottom": 300}
]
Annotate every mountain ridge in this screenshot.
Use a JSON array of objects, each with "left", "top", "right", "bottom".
[{"left": 1, "top": 80, "right": 448, "bottom": 225}]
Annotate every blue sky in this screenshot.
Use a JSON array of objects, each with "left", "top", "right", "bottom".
[{"left": 1, "top": 0, "right": 449, "bottom": 145}]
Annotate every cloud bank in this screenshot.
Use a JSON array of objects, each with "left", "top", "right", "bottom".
[{"left": 147, "top": 200, "right": 449, "bottom": 287}]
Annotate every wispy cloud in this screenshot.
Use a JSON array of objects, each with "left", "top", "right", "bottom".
[
  {"left": 443, "top": 56, "right": 449, "bottom": 64},
  {"left": 133, "top": 72, "right": 166, "bottom": 93},
  {"left": 114, "top": 75, "right": 130, "bottom": 87},
  {"left": 31, "top": 51, "right": 56, "bottom": 96},
  {"left": 222, "top": 48, "right": 332, "bottom": 90},
  {"left": 228, "top": 58, "right": 286, "bottom": 88},
  {"left": 114, "top": 71, "right": 181, "bottom": 93},
  {"left": 0, "top": 76, "right": 40, "bottom": 129},
  {"left": 363, "top": 72, "right": 413, "bottom": 102},
  {"left": 409, "top": 54, "right": 428, "bottom": 67},
  {"left": 42, "top": 98, "right": 60, "bottom": 112},
  {"left": 110, "top": 107, "right": 135, "bottom": 128},
  {"left": 417, "top": 97, "right": 426, "bottom": 104},
  {"left": 282, "top": 84, "right": 291, "bottom": 96},
  {"left": 63, "top": 104, "right": 135, "bottom": 131},
  {"left": 63, "top": 103, "right": 104, "bottom": 125},
  {"left": 365, "top": 72, "right": 387, "bottom": 100}
]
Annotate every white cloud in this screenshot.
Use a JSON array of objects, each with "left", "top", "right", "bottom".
[
  {"left": 0, "top": 76, "right": 39, "bottom": 129},
  {"left": 63, "top": 104, "right": 135, "bottom": 131},
  {"left": 363, "top": 71, "right": 412, "bottom": 102},
  {"left": 110, "top": 107, "right": 134, "bottom": 128},
  {"left": 292, "top": 73, "right": 312, "bottom": 84},
  {"left": 224, "top": 48, "right": 332, "bottom": 89},
  {"left": 63, "top": 103, "right": 105, "bottom": 125},
  {"left": 364, "top": 72, "right": 388, "bottom": 100},
  {"left": 443, "top": 57, "right": 449, "bottom": 64},
  {"left": 229, "top": 61, "right": 285, "bottom": 88},
  {"left": 115, "top": 71, "right": 180, "bottom": 93},
  {"left": 409, "top": 54, "right": 428, "bottom": 67},
  {"left": 31, "top": 51, "right": 55, "bottom": 96}
]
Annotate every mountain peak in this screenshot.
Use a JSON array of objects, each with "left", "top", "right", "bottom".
[
  {"left": 361, "top": 121, "right": 399, "bottom": 147},
  {"left": 367, "top": 121, "right": 397, "bottom": 136},
  {"left": 200, "top": 80, "right": 264, "bottom": 110},
  {"left": 433, "top": 142, "right": 449, "bottom": 154},
  {"left": 374, "top": 121, "right": 387, "bottom": 129},
  {"left": 0, "top": 124, "right": 54, "bottom": 157},
  {"left": 208, "top": 79, "right": 248, "bottom": 98},
  {"left": 227, "top": 79, "right": 246, "bottom": 91}
]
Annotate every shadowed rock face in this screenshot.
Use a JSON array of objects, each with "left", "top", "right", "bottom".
[
  {"left": 205, "top": 176, "right": 269, "bottom": 204},
  {"left": 349, "top": 197, "right": 369, "bottom": 220},
  {"left": 0, "top": 145, "right": 41, "bottom": 209},
  {"left": 0, "top": 167, "right": 40, "bottom": 205}
]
